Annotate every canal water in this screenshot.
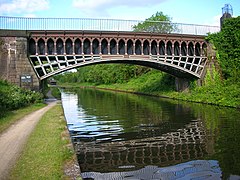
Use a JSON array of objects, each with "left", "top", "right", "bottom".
[{"left": 61, "top": 88, "right": 240, "bottom": 179}]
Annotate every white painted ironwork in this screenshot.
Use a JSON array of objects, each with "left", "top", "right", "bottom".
[
  {"left": 29, "top": 54, "right": 207, "bottom": 80},
  {"left": 0, "top": 16, "right": 220, "bottom": 35}
]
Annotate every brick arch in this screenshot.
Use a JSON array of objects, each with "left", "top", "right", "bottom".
[
  {"left": 92, "top": 38, "right": 99, "bottom": 54},
  {"left": 166, "top": 41, "right": 172, "bottom": 56},
  {"left": 195, "top": 42, "right": 201, "bottom": 56},
  {"left": 29, "top": 38, "right": 36, "bottom": 55},
  {"left": 174, "top": 41, "right": 180, "bottom": 56},
  {"left": 143, "top": 40, "right": 150, "bottom": 55},
  {"left": 47, "top": 38, "right": 54, "bottom": 55},
  {"left": 181, "top": 41, "right": 187, "bottom": 56},
  {"left": 159, "top": 40, "right": 165, "bottom": 55},
  {"left": 65, "top": 37, "right": 75, "bottom": 42},
  {"left": 37, "top": 38, "right": 45, "bottom": 55},
  {"left": 83, "top": 38, "right": 91, "bottom": 54},
  {"left": 151, "top": 40, "right": 158, "bottom": 55},
  {"left": 74, "top": 38, "right": 82, "bottom": 54},
  {"left": 65, "top": 38, "right": 73, "bottom": 55},
  {"left": 135, "top": 39, "right": 142, "bottom": 55},
  {"left": 56, "top": 38, "right": 64, "bottom": 54},
  {"left": 110, "top": 39, "right": 117, "bottom": 55},
  {"left": 118, "top": 39, "right": 125, "bottom": 55},
  {"left": 101, "top": 38, "right": 108, "bottom": 54},
  {"left": 127, "top": 39, "right": 133, "bottom": 55},
  {"left": 188, "top": 42, "right": 194, "bottom": 56}
]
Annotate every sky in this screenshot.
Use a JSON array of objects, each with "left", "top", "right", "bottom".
[{"left": 0, "top": 0, "right": 239, "bottom": 26}]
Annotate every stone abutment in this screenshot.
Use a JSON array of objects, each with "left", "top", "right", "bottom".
[{"left": 0, "top": 31, "right": 40, "bottom": 90}]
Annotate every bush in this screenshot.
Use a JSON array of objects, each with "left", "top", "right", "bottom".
[{"left": 0, "top": 80, "right": 43, "bottom": 113}]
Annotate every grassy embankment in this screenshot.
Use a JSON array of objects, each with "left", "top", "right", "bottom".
[
  {"left": 10, "top": 103, "right": 79, "bottom": 180},
  {"left": 58, "top": 68, "right": 240, "bottom": 108}
]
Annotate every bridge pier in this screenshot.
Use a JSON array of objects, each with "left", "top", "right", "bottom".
[
  {"left": 0, "top": 35, "right": 40, "bottom": 90},
  {"left": 175, "top": 77, "right": 190, "bottom": 92}
]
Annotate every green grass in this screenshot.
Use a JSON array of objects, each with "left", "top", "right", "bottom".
[
  {"left": 97, "top": 70, "right": 174, "bottom": 93},
  {"left": 0, "top": 103, "right": 46, "bottom": 133},
  {"left": 165, "top": 83, "right": 240, "bottom": 108},
  {"left": 58, "top": 69, "right": 240, "bottom": 108},
  {"left": 10, "top": 104, "right": 74, "bottom": 180}
]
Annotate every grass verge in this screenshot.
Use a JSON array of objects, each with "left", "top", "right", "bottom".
[
  {"left": 58, "top": 69, "right": 240, "bottom": 108},
  {"left": 0, "top": 103, "right": 46, "bottom": 134},
  {"left": 10, "top": 104, "right": 76, "bottom": 180}
]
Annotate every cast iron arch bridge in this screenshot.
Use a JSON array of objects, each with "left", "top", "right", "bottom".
[
  {"left": 29, "top": 30, "right": 208, "bottom": 80},
  {"left": 1, "top": 16, "right": 220, "bottom": 81}
]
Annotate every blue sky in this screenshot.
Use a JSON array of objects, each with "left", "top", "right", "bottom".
[{"left": 0, "top": 0, "right": 239, "bottom": 26}]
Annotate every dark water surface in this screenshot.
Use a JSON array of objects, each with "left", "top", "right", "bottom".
[{"left": 61, "top": 88, "right": 240, "bottom": 179}]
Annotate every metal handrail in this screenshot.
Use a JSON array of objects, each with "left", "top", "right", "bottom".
[{"left": 0, "top": 16, "right": 220, "bottom": 35}]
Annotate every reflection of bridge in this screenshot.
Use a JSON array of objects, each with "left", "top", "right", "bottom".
[
  {"left": 74, "top": 120, "right": 212, "bottom": 172},
  {"left": 0, "top": 17, "right": 219, "bottom": 90}
]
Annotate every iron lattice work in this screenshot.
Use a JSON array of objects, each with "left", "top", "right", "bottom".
[{"left": 28, "top": 31, "right": 208, "bottom": 80}]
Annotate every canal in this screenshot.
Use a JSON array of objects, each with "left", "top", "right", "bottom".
[{"left": 61, "top": 87, "right": 240, "bottom": 179}]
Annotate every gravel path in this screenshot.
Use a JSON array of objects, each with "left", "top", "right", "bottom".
[{"left": 0, "top": 101, "right": 57, "bottom": 180}]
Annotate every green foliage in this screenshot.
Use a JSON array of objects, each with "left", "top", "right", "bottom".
[
  {"left": 126, "top": 70, "right": 175, "bottom": 93},
  {"left": 167, "top": 80, "right": 240, "bottom": 108},
  {"left": 89, "top": 70, "right": 175, "bottom": 96},
  {"left": 50, "top": 87, "right": 61, "bottom": 99},
  {"left": 194, "top": 16, "right": 240, "bottom": 108},
  {"left": 203, "top": 65, "right": 222, "bottom": 87},
  {"left": 206, "top": 16, "right": 240, "bottom": 81},
  {"left": 56, "top": 64, "right": 151, "bottom": 85},
  {"left": 0, "top": 80, "right": 43, "bottom": 114},
  {"left": 133, "top": 11, "right": 177, "bottom": 33}
]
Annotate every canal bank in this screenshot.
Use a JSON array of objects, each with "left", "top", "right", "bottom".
[
  {"left": 0, "top": 87, "right": 82, "bottom": 180},
  {"left": 8, "top": 101, "right": 82, "bottom": 179}
]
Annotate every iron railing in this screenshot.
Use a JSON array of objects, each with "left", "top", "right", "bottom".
[{"left": 0, "top": 16, "right": 220, "bottom": 35}]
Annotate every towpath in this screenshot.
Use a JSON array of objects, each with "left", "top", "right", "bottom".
[{"left": 0, "top": 101, "right": 57, "bottom": 179}]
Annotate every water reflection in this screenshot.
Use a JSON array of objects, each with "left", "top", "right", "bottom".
[
  {"left": 81, "top": 160, "right": 222, "bottom": 180},
  {"left": 61, "top": 88, "right": 240, "bottom": 179},
  {"left": 76, "top": 121, "right": 209, "bottom": 173}
]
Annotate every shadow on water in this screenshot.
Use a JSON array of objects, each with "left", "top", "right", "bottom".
[{"left": 61, "top": 87, "right": 240, "bottom": 179}]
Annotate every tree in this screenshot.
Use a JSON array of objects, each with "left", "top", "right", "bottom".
[{"left": 133, "top": 11, "right": 177, "bottom": 33}]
